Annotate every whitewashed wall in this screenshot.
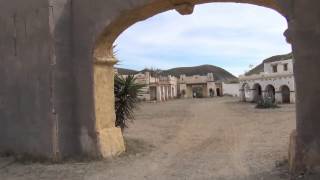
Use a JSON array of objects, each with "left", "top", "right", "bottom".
[
  {"left": 239, "top": 75, "right": 295, "bottom": 103},
  {"left": 223, "top": 83, "right": 240, "bottom": 97}
]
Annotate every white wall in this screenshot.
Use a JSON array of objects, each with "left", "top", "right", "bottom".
[
  {"left": 239, "top": 75, "right": 295, "bottom": 103},
  {"left": 223, "top": 83, "right": 240, "bottom": 97},
  {"left": 264, "top": 59, "right": 293, "bottom": 74},
  {"left": 207, "top": 82, "right": 216, "bottom": 96}
]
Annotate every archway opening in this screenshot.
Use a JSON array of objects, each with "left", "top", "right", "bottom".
[
  {"left": 281, "top": 85, "right": 291, "bottom": 104},
  {"left": 253, "top": 83, "right": 263, "bottom": 102},
  {"left": 209, "top": 88, "right": 214, "bottom": 97},
  {"left": 216, "top": 88, "right": 221, "bottom": 97},
  {"left": 91, "top": 1, "right": 296, "bottom": 178},
  {"left": 265, "top": 84, "right": 276, "bottom": 103}
]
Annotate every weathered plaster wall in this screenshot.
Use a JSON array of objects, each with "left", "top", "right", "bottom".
[
  {"left": 0, "top": 0, "right": 53, "bottom": 158},
  {"left": 0, "top": 0, "right": 93, "bottom": 160},
  {"left": 223, "top": 83, "right": 240, "bottom": 97},
  {"left": 48, "top": 0, "right": 80, "bottom": 159}
]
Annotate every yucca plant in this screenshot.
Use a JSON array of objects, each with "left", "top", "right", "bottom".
[{"left": 114, "top": 74, "right": 144, "bottom": 132}]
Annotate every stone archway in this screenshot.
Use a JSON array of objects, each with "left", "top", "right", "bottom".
[
  {"left": 2, "top": 0, "right": 320, "bottom": 175},
  {"left": 91, "top": 1, "right": 287, "bottom": 158}
]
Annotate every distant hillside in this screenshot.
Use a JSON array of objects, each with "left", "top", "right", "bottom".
[
  {"left": 117, "top": 65, "right": 238, "bottom": 83},
  {"left": 246, "top": 53, "right": 293, "bottom": 76},
  {"left": 117, "top": 68, "right": 138, "bottom": 75},
  {"left": 162, "top": 65, "right": 238, "bottom": 83}
]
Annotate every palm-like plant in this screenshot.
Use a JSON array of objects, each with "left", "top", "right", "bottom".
[{"left": 114, "top": 74, "right": 144, "bottom": 131}]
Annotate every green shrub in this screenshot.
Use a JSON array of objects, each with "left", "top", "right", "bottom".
[
  {"left": 114, "top": 75, "right": 145, "bottom": 132},
  {"left": 255, "top": 97, "right": 279, "bottom": 109}
]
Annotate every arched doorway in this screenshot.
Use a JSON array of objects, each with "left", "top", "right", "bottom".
[
  {"left": 265, "top": 84, "right": 276, "bottom": 103},
  {"left": 281, "top": 85, "right": 290, "bottom": 103},
  {"left": 216, "top": 88, "right": 221, "bottom": 97},
  {"left": 192, "top": 86, "right": 203, "bottom": 98},
  {"left": 209, "top": 88, "right": 214, "bottom": 97},
  {"left": 253, "top": 83, "right": 262, "bottom": 102}
]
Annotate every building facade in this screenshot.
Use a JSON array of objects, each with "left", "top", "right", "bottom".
[
  {"left": 178, "top": 73, "right": 222, "bottom": 98},
  {"left": 239, "top": 55, "right": 295, "bottom": 104},
  {"left": 119, "top": 71, "right": 178, "bottom": 101},
  {"left": 117, "top": 70, "right": 229, "bottom": 101}
]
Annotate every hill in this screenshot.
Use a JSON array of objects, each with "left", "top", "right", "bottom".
[
  {"left": 245, "top": 53, "right": 293, "bottom": 76},
  {"left": 117, "top": 65, "right": 238, "bottom": 83},
  {"left": 162, "top": 65, "right": 238, "bottom": 83},
  {"left": 116, "top": 68, "right": 138, "bottom": 75}
]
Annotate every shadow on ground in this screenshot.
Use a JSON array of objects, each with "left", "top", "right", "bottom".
[{"left": 121, "top": 137, "right": 155, "bottom": 157}]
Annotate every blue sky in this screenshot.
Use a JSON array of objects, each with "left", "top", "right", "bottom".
[{"left": 114, "top": 3, "right": 292, "bottom": 76}]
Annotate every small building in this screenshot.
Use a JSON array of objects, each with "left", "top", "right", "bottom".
[
  {"left": 120, "top": 71, "right": 178, "bottom": 101},
  {"left": 239, "top": 53, "right": 295, "bottom": 104},
  {"left": 116, "top": 65, "right": 240, "bottom": 101},
  {"left": 178, "top": 73, "right": 222, "bottom": 98}
]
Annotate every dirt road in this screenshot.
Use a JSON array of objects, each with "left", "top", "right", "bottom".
[{"left": 0, "top": 97, "right": 296, "bottom": 180}]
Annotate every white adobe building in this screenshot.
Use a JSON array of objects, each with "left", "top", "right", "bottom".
[
  {"left": 239, "top": 53, "right": 295, "bottom": 104},
  {"left": 153, "top": 75, "right": 178, "bottom": 101},
  {"left": 178, "top": 73, "right": 222, "bottom": 98},
  {"left": 116, "top": 66, "right": 240, "bottom": 101},
  {"left": 122, "top": 71, "right": 178, "bottom": 101}
]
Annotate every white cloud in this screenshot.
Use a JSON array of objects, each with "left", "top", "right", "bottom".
[{"left": 115, "top": 3, "right": 292, "bottom": 76}]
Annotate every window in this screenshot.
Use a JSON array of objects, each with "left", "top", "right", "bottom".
[
  {"left": 272, "top": 65, "right": 278, "bottom": 73},
  {"left": 283, "top": 63, "right": 288, "bottom": 71}
]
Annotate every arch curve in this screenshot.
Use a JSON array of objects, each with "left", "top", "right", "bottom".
[{"left": 93, "top": 0, "right": 286, "bottom": 61}]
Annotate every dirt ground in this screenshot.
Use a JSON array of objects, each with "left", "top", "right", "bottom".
[{"left": 0, "top": 97, "right": 297, "bottom": 180}]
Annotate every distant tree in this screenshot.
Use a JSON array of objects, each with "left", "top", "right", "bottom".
[
  {"left": 114, "top": 74, "right": 145, "bottom": 132},
  {"left": 147, "top": 67, "right": 162, "bottom": 77}
]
